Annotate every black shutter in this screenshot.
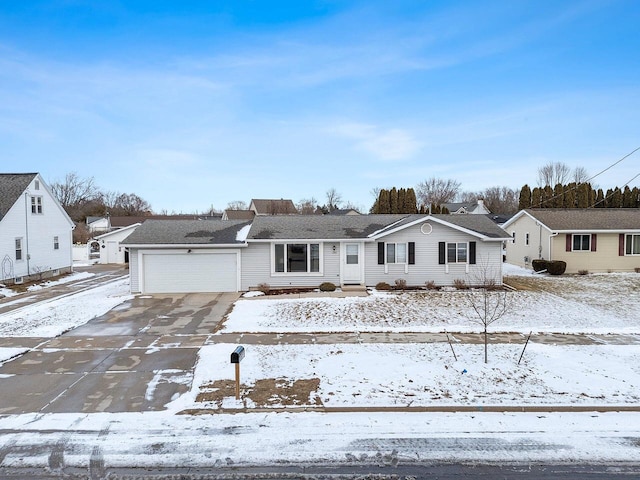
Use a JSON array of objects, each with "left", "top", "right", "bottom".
[
  {"left": 438, "top": 242, "right": 445, "bottom": 265},
  {"left": 408, "top": 242, "right": 415, "bottom": 265},
  {"left": 469, "top": 241, "right": 476, "bottom": 264},
  {"left": 378, "top": 242, "right": 385, "bottom": 264}
]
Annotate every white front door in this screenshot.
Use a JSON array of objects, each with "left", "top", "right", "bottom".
[{"left": 342, "top": 243, "right": 362, "bottom": 284}]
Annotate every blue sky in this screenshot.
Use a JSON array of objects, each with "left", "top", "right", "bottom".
[{"left": 1, "top": 1, "right": 639, "bottom": 213}]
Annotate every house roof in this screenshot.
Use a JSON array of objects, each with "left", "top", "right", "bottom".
[
  {"left": 0, "top": 173, "right": 37, "bottom": 221},
  {"left": 122, "top": 219, "right": 252, "bottom": 245},
  {"left": 508, "top": 209, "right": 640, "bottom": 231},
  {"left": 94, "top": 223, "right": 141, "bottom": 240},
  {"left": 247, "top": 214, "right": 407, "bottom": 240},
  {"left": 327, "top": 208, "right": 361, "bottom": 215},
  {"left": 224, "top": 209, "right": 256, "bottom": 220},
  {"left": 370, "top": 214, "right": 510, "bottom": 240},
  {"left": 250, "top": 198, "right": 298, "bottom": 215},
  {"left": 110, "top": 214, "right": 222, "bottom": 228},
  {"left": 247, "top": 213, "right": 509, "bottom": 241}
]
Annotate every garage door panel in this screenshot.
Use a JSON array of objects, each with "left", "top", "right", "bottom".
[{"left": 143, "top": 253, "right": 237, "bottom": 293}]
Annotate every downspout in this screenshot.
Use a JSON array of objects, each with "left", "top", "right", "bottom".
[
  {"left": 24, "top": 192, "right": 30, "bottom": 276},
  {"left": 548, "top": 232, "right": 558, "bottom": 261}
]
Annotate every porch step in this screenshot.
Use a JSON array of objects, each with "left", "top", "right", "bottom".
[{"left": 340, "top": 284, "right": 367, "bottom": 292}]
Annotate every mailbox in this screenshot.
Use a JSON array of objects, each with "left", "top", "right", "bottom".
[{"left": 231, "top": 346, "right": 245, "bottom": 364}]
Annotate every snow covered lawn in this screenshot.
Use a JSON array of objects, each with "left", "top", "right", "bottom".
[
  {"left": 222, "top": 271, "right": 640, "bottom": 335},
  {"left": 0, "top": 278, "right": 132, "bottom": 337}
]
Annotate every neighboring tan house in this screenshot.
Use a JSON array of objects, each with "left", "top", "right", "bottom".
[
  {"left": 222, "top": 209, "right": 256, "bottom": 221},
  {"left": 249, "top": 199, "right": 298, "bottom": 215},
  {"left": 328, "top": 208, "right": 361, "bottom": 216},
  {"left": 122, "top": 214, "right": 509, "bottom": 294},
  {"left": 0, "top": 173, "right": 75, "bottom": 284},
  {"left": 504, "top": 209, "right": 640, "bottom": 273},
  {"left": 442, "top": 199, "right": 491, "bottom": 215},
  {"left": 94, "top": 223, "right": 141, "bottom": 264}
]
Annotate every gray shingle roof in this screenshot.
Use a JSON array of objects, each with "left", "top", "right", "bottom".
[
  {"left": 525, "top": 208, "right": 640, "bottom": 231},
  {"left": 0, "top": 173, "right": 37, "bottom": 221},
  {"left": 122, "top": 219, "right": 252, "bottom": 245},
  {"left": 251, "top": 199, "right": 298, "bottom": 215},
  {"left": 247, "top": 214, "right": 408, "bottom": 240},
  {"left": 247, "top": 214, "right": 509, "bottom": 240}
]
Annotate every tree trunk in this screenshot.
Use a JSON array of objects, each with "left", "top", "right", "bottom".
[{"left": 484, "top": 325, "right": 488, "bottom": 364}]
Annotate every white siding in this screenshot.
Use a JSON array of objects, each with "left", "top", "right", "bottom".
[
  {"left": 97, "top": 226, "right": 138, "bottom": 264},
  {"left": 129, "top": 249, "right": 140, "bottom": 293},
  {"left": 241, "top": 242, "right": 341, "bottom": 290},
  {"left": 365, "top": 221, "right": 503, "bottom": 287},
  {"left": 0, "top": 174, "right": 73, "bottom": 281}
]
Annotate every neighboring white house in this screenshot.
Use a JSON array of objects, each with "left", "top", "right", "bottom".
[
  {"left": 86, "top": 216, "right": 111, "bottom": 234},
  {"left": 94, "top": 223, "right": 141, "bottom": 264},
  {"left": 0, "top": 173, "right": 75, "bottom": 284},
  {"left": 504, "top": 208, "right": 640, "bottom": 273},
  {"left": 122, "top": 214, "right": 510, "bottom": 294},
  {"left": 442, "top": 199, "right": 491, "bottom": 215}
]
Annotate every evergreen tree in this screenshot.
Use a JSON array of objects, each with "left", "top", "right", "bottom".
[
  {"left": 564, "top": 183, "right": 577, "bottom": 208},
  {"left": 518, "top": 184, "right": 532, "bottom": 210},
  {"left": 623, "top": 186, "right": 634, "bottom": 207},
  {"left": 398, "top": 188, "right": 407, "bottom": 213},
  {"left": 542, "top": 185, "right": 553, "bottom": 208},
  {"left": 378, "top": 189, "right": 391, "bottom": 213},
  {"left": 595, "top": 188, "right": 605, "bottom": 208},
  {"left": 610, "top": 187, "right": 623, "bottom": 208},
  {"left": 389, "top": 187, "right": 398, "bottom": 213},
  {"left": 553, "top": 183, "right": 564, "bottom": 208},
  {"left": 632, "top": 187, "right": 640, "bottom": 207},
  {"left": 406, "top": 188, "right": 418, "bottom": 213},
  {"left": 531, "top": 187, "right": 542, "bottom": 208},
  {"left": 576, "top": 183, "right": 590, "bottom": 207}
]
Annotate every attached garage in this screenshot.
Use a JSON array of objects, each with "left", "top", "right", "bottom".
[
  {"left": 122, "top": 218, "right": 252, "bottom": 294},
  {"left": 141, "top": 251, "right": 239, "bottom": 293}
]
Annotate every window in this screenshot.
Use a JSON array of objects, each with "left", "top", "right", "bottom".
[
  {"left": 34, "top": 180, "right": 40, "bottom": 190},
  {"left": 274, "top": 243, "right": 321, "bottom": 273},
  {"left": 53, "top": 236, "right": 59, "bottom": 250},
  {"left": 525, "top": 233, "right": 530, "bottom": 246},
  {"left": 572, "top": 234, "right": 591, "bottom": 251},
  {"left": 511, "top": 232, "right": 516, "bottom": 243},
  {"left": 346, "top": 244, "right": 358, "bottom": 264},
  {"left": 386, "top": 243, "right": 407, "bottom": 264},
  {"left": 447, "top": 242, "right": 467, "bottom": 263},
  {"left": 15, "top": 238, "right": 23, "bottom": 260},
  {"left": 626, "top": 234, "right": 640, "bottom": 255},
  {"left": 31, "top": 196, "right": 43, "bottom": 214}
]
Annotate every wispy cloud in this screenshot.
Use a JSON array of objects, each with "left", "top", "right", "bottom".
[{"left": 330, "top": 122, "right": 422, "bottom": 161}]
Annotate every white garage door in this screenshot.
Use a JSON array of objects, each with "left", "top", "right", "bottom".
[{"left": 143, "top": 252, "right": 238, "bottom": 293}]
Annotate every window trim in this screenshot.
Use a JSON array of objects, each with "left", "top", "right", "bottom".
[
  {"left": 572, "top": 233, "right": 591, "bottom": 252},
  {"left": 31, "top": 196, "right": 43, "bottom": 214},
  {"left": 272, "top": 242, "right": 323, "bottom": 275},
  {"left": 53, "top": 236, "right": 59, "bottom": 250},
  {"left": 446, "top": 242, "right": 468, "bottom": 264},
  {"left": 625, "top": 234, "right": 640, "bottom": 256},
  {"left": 386, "top": 242, "right": 407, "bottom": 264},
  {"left": 15, "top": 238, "right": 23, "bottom": 261},
  {"left": 525, "top": 232, "right": 530, "bottom": 246}
]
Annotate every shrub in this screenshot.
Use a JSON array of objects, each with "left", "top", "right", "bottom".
[
  {"left": 546, "top": 260, "right": 567, "bottom": 276},
  {"left": 394, "top": 278, "right": 407, "bottom": 290},
  {"left": 453, "top": 278, "right": 468, "bottom": 290},
  {"left": 578, "top": 269, "right": 589, "bottom": 275},
  {"left": 257, "top": 283, "right": 271, "bottom": 294},
  {"left": 531, "top": 259, "right": 548, "bottom": 272},
  {"left": 319, "top": 282, "right": 336, "bottom": 292},
  {"left": 425, "top": 280, "right": 437, "bottom": 290},
  {"left": 635, "top": 267, "right": 640, "bottom": 273},
  {"left": 375, "top": 281, "right": 392, "bottom": 291}
]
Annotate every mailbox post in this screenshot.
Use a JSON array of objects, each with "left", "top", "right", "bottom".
[{"left": 230, "top": 346, "right": 245, "bottom": 400}]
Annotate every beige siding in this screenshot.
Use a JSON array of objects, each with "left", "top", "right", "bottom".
[
  {"left": 504, "top": 214, "right": 551, "bottom": 268},
  {"left": 552, "top": 233, "right": 640, "bottom": 273},
  {"left": 365, "top": 221, "right": 503, "bottom": 287}
]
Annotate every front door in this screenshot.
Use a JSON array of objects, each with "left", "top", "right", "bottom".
[{"left": 342, "top": 243, "right": 362, "bottom": 284}]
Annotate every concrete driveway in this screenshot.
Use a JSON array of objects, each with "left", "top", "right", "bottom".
[{"left": 0, "top": 292, "right": 239, "bottom": 414}]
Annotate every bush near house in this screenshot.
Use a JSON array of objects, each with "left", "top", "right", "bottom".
[
  {"left": 375, "top": 282, "right": 392, "bottom": 291},
  {"left": 547, "top": 261, "right": 567, "bottom": 275},
  {"left": 319, "top": 282, "right": 336, "bottom": 292},
  {"left": 394, "top": 279, "right": 407, "bottom": 290},
  {"left": 532, "top": 259, "right": 547, "bottom": 272}
]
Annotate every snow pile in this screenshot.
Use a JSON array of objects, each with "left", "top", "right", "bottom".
[{"left": 26, "top": 271, "right": 95, "bottom": 291}]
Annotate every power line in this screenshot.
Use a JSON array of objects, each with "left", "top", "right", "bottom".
[
  {"left": 591, "top": 171, "right": 640, "bottom": 208},
  {"left": 531, "top": 146, "right": 640, "bottom": 208}
]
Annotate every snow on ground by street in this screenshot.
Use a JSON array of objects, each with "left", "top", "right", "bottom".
[
  {"left": 222, "top": 270, "right": 640, "bottom": 334},
  {"left": 170, "top": 342, "right": 640, "bottom": 411},
  {"left": 0, "top": 278, "right": 132, "bottom": 337},
  {"left": 26, "top": 270, "right": 94, "bottom": 291}
]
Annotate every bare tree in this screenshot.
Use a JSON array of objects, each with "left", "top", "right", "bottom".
[
  {"left": 325, "top": 188, "right": 342, "bottom": 212},
  {"left": 50, "top": 172, "right": 100, "bottom": 208},
  {"left": 110, "top": 193, "right": 152, "bottom": 216},
  {"left": 481, "top": 186, "right": 520, "bottom": 214},
  {"left": 572, "top": 166, "right": 590, "bottom": 184},
  {"left": 537, "top": 161, "right": 571, "bottom": 187},
  {"left": 466, "top": 257, "right": 512, "bottom": 363},
  {"left": 416, "top": 177, "right": 461, "bottom": 207},
  {"left": 227, "top": 200, "right": 248, "bottom": 210},
  {"left": 297, "top": 197, "right": 320, "bottom": 215}
]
